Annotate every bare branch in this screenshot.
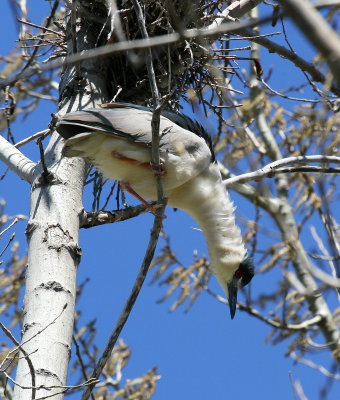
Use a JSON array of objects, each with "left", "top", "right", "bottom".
[
  {"left": 261, "top": 78, "right": 326, "bottom": 103},
  {"left": 81, "top": 204, "right": 152, "bottom": 228},
  {"left": 224, "top": 155, "right": 340, "bottom": 186},
  {"left": 281, "top": 0, "right": 340, "bottom": 87},
  {"left": 0, "top": 322, "right": 36, "bottom": 399},
  {"left": 81, "top": 2, "right": 166, "bottom": 398},
  {"left": 207, "top": 0, "right": 264, "bottom": 28},
  {"left": 14, "top": 129, "right": 50, "bottom": 149},
  {"left": 233, "top": 27, "right": 340, "bottom": 96},
  {"left": 205, "top": 287, "right": 322, "bottom": 330},
  {"left": 0, "top": 217, "right": 19, "bottom": 237},
  {"left": 290, "top": 352, "right": 340, "bottom": 380},
  {"left": 0, "top": 232, "right": 15, "bottom": 258},
  {"left": 0, "top": 14, "right": 274, "bottom": 89},
  {"left": 0, "top": 136, "right": 38, "bottom": 183}
]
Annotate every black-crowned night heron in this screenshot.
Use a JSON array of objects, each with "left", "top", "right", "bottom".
[{"left": 56, "top": 102, "right": 254, "bottom": 318}]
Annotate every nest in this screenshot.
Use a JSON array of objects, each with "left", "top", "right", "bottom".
[
  {"left": 13, "top": 0, "right": 248, "bottom": 116},
  {"left": 71, "top": 0, "right": 237, "bottom": 110}
]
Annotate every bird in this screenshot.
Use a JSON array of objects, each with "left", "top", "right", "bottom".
[{"left": 56, "top": 102, "right": 254, "bottom": 319}]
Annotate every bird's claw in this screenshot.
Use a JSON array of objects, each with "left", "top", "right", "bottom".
[
  {"left": 120, "top": 180, "right": 167, "bottom": 219},
  {"left": 150, "top": 162, "right": 166, "bottom": 176},
  {"left": 148, "top": 200, "right": 167, "bottom": 220}
]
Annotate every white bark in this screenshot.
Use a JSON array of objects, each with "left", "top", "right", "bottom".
[
  {"left": 13, "top": 4, "right": 109, "bottom": 398},
  {"left": 13, "top": 135, "right": 86, "bottom": 399},
  {"left": 0, "top": 136, "right": 36, "bottom": 183}
]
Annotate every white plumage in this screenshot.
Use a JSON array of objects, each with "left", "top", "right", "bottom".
[{"left": 57, "top": 102, "right": 254, "bottom": 318}]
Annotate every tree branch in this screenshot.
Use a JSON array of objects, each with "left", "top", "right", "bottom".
[
  {"left": 14, "top": 129, "right": 50, "bottom": 149},
  {"left": 241, "top": 36, "right": 340, "bottom": 364},
  {"left": 290, "top": 351, "right": 340, "bottom": 380},
  {"left": 0, "top": 14, "right": 274, "bottom": 90},
  {"left": 233, "top": 27, "right": 340, "bottom": 97},
  {"left": 281, "top": 0, "right": 340, "bottom": 88},
  {"left": 0, "top": 322, "right": 36, "bottom": 399},
  {"left": 80, "top": 204, "right": 152, "bottom": 228},
  {"left": 207, "top": 0, "right": 264, "bottom": 28},
  {"left": 224, "top": 155, "right": 340, "bottom": 186},
  {"left": 81, "top": 2, "right": 166, "bottom": 398},
  {"left": 205, "top": 287, "right": 322, "bottom": 331},
  {"left": 0, "top": 136, "right": 38, "bottom": 183}
]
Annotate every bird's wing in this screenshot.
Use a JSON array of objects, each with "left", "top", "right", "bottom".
[
  {"left": 56, "top": 105, "right": 214, "bottom": 195},
  {"left": 56, "top": 105, "right": 212, "bottom": 161},
  {"left": 101, "top": 103, "right": 216, "bottom": 161},
  {"left": 57, "top": 107, "right": 154, "bottom": 144}
]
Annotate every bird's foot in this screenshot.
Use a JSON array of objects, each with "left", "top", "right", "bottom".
[
  {"left": 149, "top": 162, "right": 166, "bottom": 176},
  {"left": 148, "top": 201, "right": 167, "bottom": 220},
  {"left": 120, "top": 180, "right": 167, "bottom": 219}
]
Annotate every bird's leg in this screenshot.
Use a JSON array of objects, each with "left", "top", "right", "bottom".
[
  {"left": 111, "top": 151, "right": 166, "bottom": 176},
  {"left": 120, "top": 180, "right": 167, "bottom": 219}
]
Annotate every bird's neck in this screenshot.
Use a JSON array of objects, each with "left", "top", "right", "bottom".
[
  {"left": 193, "top": 186, "right": 246, "bottom": 277},
  {"left": 171, "top": 164, "right": 246, "bottom": 282}
]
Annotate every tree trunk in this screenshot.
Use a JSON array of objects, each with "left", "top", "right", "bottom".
[{"left": 14, "top": 3, "right": 109, "bottom": 398}]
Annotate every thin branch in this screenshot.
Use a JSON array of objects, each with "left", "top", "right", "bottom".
[
  {"left": 224, "top": 81, "right": 266, "bottom": 154},
  {"left": 81, "top": 204, "right": 152, "bottom": 228},
  {"left": 0, "top": 322, "right": 36, "bottom": 399},
  {"left": 80, "top": 213, "right": 164, "bottom": 400},
  {"left": 205, "top": 287, "right": 322, "bottom": 330},
  {"left": 16, "top": 18, "right": 64, "bottom": 38},
  {"left": 0, "top": 372, "right": 98, "bottom": 396},
  {"left": 131, "top": 0, "right": 166, "bottom": 204},
  {"left": 0, "top": 217, "right": 19, "bottom": 237},
  {"left": 306, "top": 262, "right": 340, "bottom": 289},
  {"left": 132, "top": 0, "right": 160, "bottom": 103},
  {"left": 233, "top": 27, "right": 340, "bottom": 96},
  {"left": 14, "top": 129, "right": 50, "bottom": 149},
  {"left": 208, "top": 0, "right": 264, "bottom": 28},
  {"left": 0, "top": 232, "right": 15, "bottom": 258},
  {"left": 71, "top": 0, "right": 81, "bottom": 78},
  {"left": 289, "top": 371, "right": 299, "bottom": 400},
  {"left": 281, "top": 0, "right": 340, "bottom": 87},
  {"left": 224, "top": 155, "right": 340, "bottom": 186},
  {"left": 238, "top": 303, "right": 322, "bottom": 330},
  {"left": 306, "top": 335, "right": 340, "bottom": 349},
  {"left": 309, "top": 253, "right": 340, "bottom": 261},
  {"left": 310, "top": 225, "right": 340, "bottom": 296},
  {"left": 72, "top": 335, "right": 95, "bottom": 400},
  {"left": 290, "top": 351, "right": 340, "bottom": 380},
  {"left": 80, "top": 2, "right": 166, "bottom": 398},
  {"left": 284, "top": 270, "right": 311, "bottom": 296},
  {"left": 2, "top": 304, "right": 68, "bottom": 369},
  {"left": 261, "top": 78, "right": 325, "bottom": 103},
  {"left": 19, "top": 0, "right": 60, "bottom": 74},
  {"left": 37, "top": 137, "right": 49, "bottom": 177},
  {"left": 0, "top": 13, "right": 275, "bottom": 89}
]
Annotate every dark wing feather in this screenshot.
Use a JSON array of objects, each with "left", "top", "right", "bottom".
[{"left": 57, "top": 103, "right": 215, "bottom": 161}]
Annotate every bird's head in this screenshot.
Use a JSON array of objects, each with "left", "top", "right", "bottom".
[{"left": 217, "top": 256, "right": 255, "bottom": 319}]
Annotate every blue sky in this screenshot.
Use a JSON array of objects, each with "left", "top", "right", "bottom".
[{"left": 1, "top": 1, "right": 340, "bottom": 399}]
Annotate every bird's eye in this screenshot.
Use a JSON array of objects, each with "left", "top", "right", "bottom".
[{"left": 234, "top": 269, "right": 242, "bottom": 279}]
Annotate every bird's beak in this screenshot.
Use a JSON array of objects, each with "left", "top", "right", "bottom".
[{"left": 227, "top": 276, "right": 239, "bottom": 319}]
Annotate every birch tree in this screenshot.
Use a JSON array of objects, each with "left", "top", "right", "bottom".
[{"left": 1, "top": 0, "right": 340, "bottom": 399}]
